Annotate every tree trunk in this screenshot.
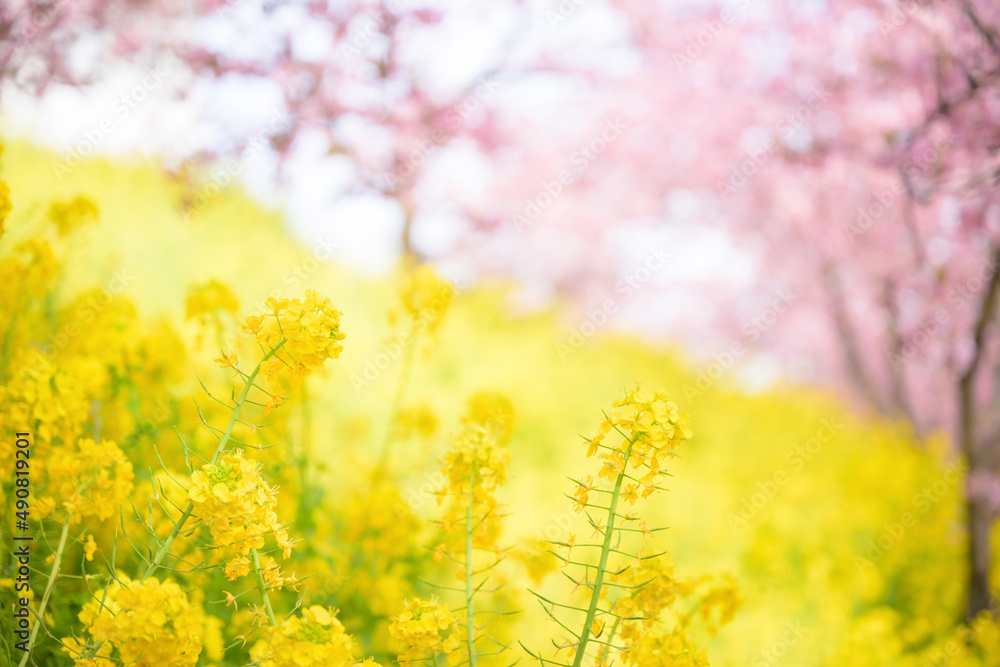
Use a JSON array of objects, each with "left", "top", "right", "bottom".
[
  {"left": 966, "top": 486, "right": 994, "bottom": 618},
  {"left": 957, "top": 246, "right": 1000, "bottom": 619}
]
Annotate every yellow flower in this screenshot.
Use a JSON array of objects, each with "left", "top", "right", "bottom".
[
  {"left": 187, "top": 452, "right": 285, "bottom": 558},
  {"left": 0, "top": 349, "right": 88, "bottom": 462},
  {"left": 250, "top": 606, "right": 378, "bottom": 667},
  {"left": 584, "top": 384, "right": 691, "bottom": 500},
  {"left": 63, "top": 635, "right": 112, "bottom": 666},
  {"left": 242, "top": 314, "right": 265, "bottom": 334},
  {"left": 389, "top": 598, "right": 461, "bottom": 667},
  {"left": 622, "top": 483, "right": 639, "bottom": 505},
  {"left": 463, "top": 391, "right": 514, "bottom": 442},
  {"left": 437, "top": 406, "right": 511, "bottom": 550},
  {"left": 83, "top": 535, "right": 97, "bottom": 562},
  {"left": 574, "top": 476, "right": 597, "bottom": 512},
  {"left": 686, "top": 574, "right": 743, "bottom": 637},
  {"left": 224, "top": 556, "right": 251, "bottom": 580},
  {"left": 304, "top": 605, "right": 332, "bottom": 625},
  {"left": 622, "top": 625, "right": 708, "bottom": 667},
  {"left": 587, "top": 432, "right": 604, "bottom": 458},
  {"left": 214, "top": 350, "right": 239, "bottom": 371},
  {"left": 396, "top": 264, "right": 456, "bottom": 335},
  {"left": 249, "top": 290, "right": 346, "bottom": 381},
  {"left": 395, "top": 404, "right": 439, "bottom": 440},
  {"left": 612, "top": 554, "right": 681, "bottom": 626},
  {"left": 185, "top": 279, "right": 240, "bottom": 319},
  {"left": 47, "top": 196, "right": 98, "bottom": 235},
  {"left": 46, "top": 438, "right": 134, "bottom": 521},
  {"left": 69, "top": 576, "right": 202, "bottom": 666}
]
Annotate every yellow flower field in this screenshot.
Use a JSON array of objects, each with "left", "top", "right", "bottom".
[{"left": 0, "top": 140, "right": 995, "bottom": 666}]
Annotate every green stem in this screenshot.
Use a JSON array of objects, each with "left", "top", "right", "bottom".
[
  {"left": 140, "top": 340, "right": 284, "bottom": 582},
  {"left": 573, "top": 440, "right": 634, "bottom": 667},
  {"left": 465, "top": 467, "right": 477, "bottom": 667},
  {"left": 139, "top": 505, "right": 193, "bottom": 582},
  {"left": 597, "top": 616, "right": 622, "bottom": 666},
  {"left": 18, "top": 514, "right": 72, "bottom": 667},
  {"left": 251, "top": 547, "right": 277, "bottom": 626}
]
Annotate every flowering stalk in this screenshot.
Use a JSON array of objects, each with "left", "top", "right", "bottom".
[
  {"left": 17, "top": 514, "right": 72, "bottom": 667},
  {"left": 251, "top": 547, "right": 278, "bottom": 626},
  {"left": 572, "top": 438, "right": 633, "bottom": 667},
  {"left": 140, "top": 338, "right": 285, "bottom": 582},
  {"left": 526, "top": 385, "right": 701, "bottom": 667},
  {"left": 391, "top": 396, "right": 512, "bottom": 666}
]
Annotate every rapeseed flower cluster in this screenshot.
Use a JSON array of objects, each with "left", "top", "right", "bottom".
[
  {"left": 585, "top": 385, "right": 692, "bottom": 501},
  {"left": 250, "top": 605, "right": 382, "bottom": 667},
  {"left": 389, "top": 597, "right": 462, "bottom": 666},
  {"left": 608, "top": 557, "right": 743, "bottom": 664},
  {"left": 47, "top": 196, "right": 98, "bottom": 236},
  {"left": 527, "top": 386, "right": 737, "bottom": 667},
  {"left": 622, "top": 626, "right": 708, "bottom": 667},
  {"left": 437, "top": 413, "right": 511, "bottom": 550},
  {"left": 44, "top": 438, "right": 134, "bottom": 521},
  {"left": 241, "top": 290, "right": 346, "bottom": 381},
  {"left": 394, "top": 264, "right": 455, "bottom": 335},
  {"left": 67, "top": 576, "right": 203, "bottom": 666},
  {"left": 185, "top": 279, "right": 240, "bottom": 319},
  {"left": 611, "top": 554, "right": 680, "bottom": 629},
  {"left": 683, "top": 576, "right": 743, "bottom": 637},
  {"left": 0, "top": 350, "right": 88, "bottom": 455},
  {"left": 187, "top": 452, "right": 292, "bottom": 574}
]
